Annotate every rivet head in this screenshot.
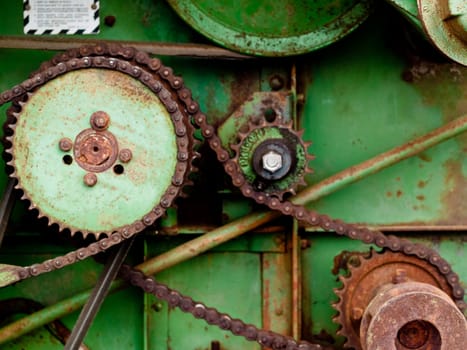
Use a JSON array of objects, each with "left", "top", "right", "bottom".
[
  {"left": 90, "top": 111, "right": 110, "bottom": 130},
  {"left": 59, "top": 138, "right": 73, "bottom": 152},
  {"left": 84, "top": 173, "right": 98, "bottom": 187},
  {"left": 119, "top": 149, "right": 133, "bottom": 163}
]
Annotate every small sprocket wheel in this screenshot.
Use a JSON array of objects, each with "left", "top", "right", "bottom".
[{"left": 231, "top": 117, "right": 312, "bottom": 199}]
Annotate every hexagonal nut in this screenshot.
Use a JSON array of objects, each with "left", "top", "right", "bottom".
[{"left": 262, "top": 151, "right": 283, "bottom": 173}]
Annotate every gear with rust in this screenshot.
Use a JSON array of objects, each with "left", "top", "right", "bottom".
[
  {"left": 332, "top": 250, "right": 456, "bottom": 349},
  {"left": 230, "top": 116, "right": 313, "bottom": 199},
  {"left": 3, "top": 44, "right": 197, "bottom": 239}
]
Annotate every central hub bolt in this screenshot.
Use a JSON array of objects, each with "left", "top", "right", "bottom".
[
  {"left": 90, "top": 111, "right": 110, "bottom": 130},
  {"left": 252, "top": 140, "right": 294, "bottom": 181},
  {"left": 262, "top": 151, "right": 283, "bottom": 173}
]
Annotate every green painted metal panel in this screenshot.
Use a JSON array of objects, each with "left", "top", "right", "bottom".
[
  {"left": 145, "top": 251, "right": 262, "bottom": 349},
  {"left": 301, "top": 13, "right": 466, "bottom": 228}
]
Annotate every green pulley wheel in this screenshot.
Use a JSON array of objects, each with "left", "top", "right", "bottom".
[{"left": 167, "top": 0, "right": 374, "bottom": 56}]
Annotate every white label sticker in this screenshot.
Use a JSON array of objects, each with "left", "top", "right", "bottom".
[{"left": 23, "top": 0, "right": 100, "bottom": 35}]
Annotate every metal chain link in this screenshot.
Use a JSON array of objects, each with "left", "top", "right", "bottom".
[
  {"left": 0, "top": 43, "right": 464, "bottom": 349},
  {"left": 120, "top": 264, "right": 332, "bottom": 350}
]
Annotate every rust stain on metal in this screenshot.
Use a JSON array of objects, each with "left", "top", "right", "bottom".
[
  {"left": 417, "top": 153, "right": 432, "bottom": 162},
  {"left": 439, "top": 159, "right": 467, "bottom": 225},
  {"left": 262, "top": 278, "right": 272, "bottom": 334},
  {"left": 407, "top": 60, "right": 467, "bottom": 151}
]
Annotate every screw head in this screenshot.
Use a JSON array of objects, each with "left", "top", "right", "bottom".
[
  {"left": 90, "top": 111, "right": 110, "bottom": 130},
  {"left": 351, "top": 307, "right": 363, "bottom": 321},
  {"left": 392, "top": 269, "right": 408, "bottom": 284},
  {"left": 83, "top": 173, "right": 98, "bottom": 187},
  {"left": 58, "top": 138, "right": 73, "bottom": 152},
  {"left": 262, "top": 151, "right": 283, "bottom": 173},
  {"left": 269, "top": 75, "right": 285, "bottom": 91},
  {"left": 119, "top": 148, "right": 132, "bottom": 163}
]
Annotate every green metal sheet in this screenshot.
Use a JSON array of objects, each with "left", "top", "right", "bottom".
[
  {"left": 145, "top": 243, "right": 263, "bottom": 349},
  {"left": 301, "top": 13, "right": 467, "bottom": 229}
]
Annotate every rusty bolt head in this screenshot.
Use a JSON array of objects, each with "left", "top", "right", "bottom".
[
  {"left": 262, "top": 151, "right": 283, "bottom": 173},
  {"left": 392, "top": 268, "right": 408, "bottom": 284},
  {"left": 351, "top": 307, "right": 363, "bottom": 321},
  {"left": 269, "top": 75, "right": 285, "bottom": 91},
  {"left": 119, "top": 148, "right": 133, "bottom": 163},
  {"left": 59, "top": 138, "right": 73, "bottom": 152},
  {"left": 83, "top": 173, "right": 98, "bottom": 187},
  {"left": 90, "top": 111, "right": 110, "bottom": 130}
]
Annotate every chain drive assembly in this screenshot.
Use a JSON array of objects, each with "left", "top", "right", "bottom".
[{"left": 0, "top": 44, "right": 465, "bottom": 349}]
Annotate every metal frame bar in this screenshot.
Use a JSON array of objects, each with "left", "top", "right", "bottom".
[
  {"left": 0, "top": 114, "right": 465, "bottom": 345},
  {"left": 0, "top": 36, "right": 252, "bottom": 59}
]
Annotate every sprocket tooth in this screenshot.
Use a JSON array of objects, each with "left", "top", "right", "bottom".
[
  {"left": 188, "top": 165, "right": 198, "bottom": 175},
  {"left": 76, "top": 230, "right": 87, "bottom": 239},
  {"left": 230, "top": 143, "right": 240, "bottom": 153},
  {"left": 7, "top": 124, "right": 16, "bottom": 132},
  {"left": 183, "top": 179, "right": 194, "bottom": 188},
  {"left": 36, "top": 210, "right": 45, "bottom": 219}
]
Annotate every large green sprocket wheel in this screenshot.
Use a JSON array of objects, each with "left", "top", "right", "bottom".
[{"left": 4, "top": 51, "right": 193, "bottom": 239}]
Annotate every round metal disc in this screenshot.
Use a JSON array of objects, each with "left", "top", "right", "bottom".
[
  {"left": 166, "top": 0, "right": 373, "bottom": 56},
  {"left": 418, "top": 0, "right": 467, "bottom": 65},
  {"left": 11, "top": 69, "right": 178, "bottom": 235}
]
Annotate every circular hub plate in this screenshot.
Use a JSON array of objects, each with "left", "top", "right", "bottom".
[
  {"left": 12, "top": 69, "right": 178, "bottom": 235},
  {"left": 167, "top": 0, "right": 373, "bottom": 56},
  {"left": 74, "top": 128, "right": 119, "bottom": 172}
]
